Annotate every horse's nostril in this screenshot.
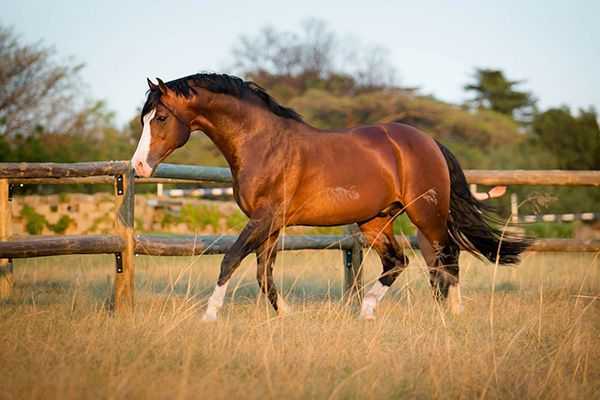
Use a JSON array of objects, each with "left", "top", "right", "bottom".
[{"left": 136, "top": 161, "right": 144, "bottom": 172}]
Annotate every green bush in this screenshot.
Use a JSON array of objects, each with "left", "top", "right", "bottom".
[
  {"left": 176, "top": 204, "right": 224, "bottom": 231},
  {"left": 20, "top": 204, "right": 47, "bottom": 235},
  {"left": 524, "top": 222, "right": 575, "bottom": 239},
  {"left": 58, "top": 193, "right": 70, "bottom": 203},
  {"left": 226, "top": 210, "right": 249, "bottom": 230},
  {"left": 393, "top": 214, "right": 416, "bottom": 236},
  {"left": 161, "top": 212, "right": 175, "bottom": 228},
  {"left": 47, "top": 215, "right": 74, "bottom": 234},
  {"left": 88, "top": 215, "right": 112, "bottom": 233}
]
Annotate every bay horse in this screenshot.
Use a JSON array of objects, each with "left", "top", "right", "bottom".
[{"left": 131, "top": 73, "right": 529, "bottom": 321}]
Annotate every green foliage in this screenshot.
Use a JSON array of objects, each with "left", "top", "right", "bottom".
[
  {"left": 532, "top": 107, "right": 600, "bottom": 170},
  {"left": 524, "top": 222, "right": 575, "bottom": 239},
  {"left": 513, "top": 186, "right": 600, "bottom": 215},
  {"left": 393, "top": 214, "right": 416, "bottom": 236},
  {"left": 176, "top": 204, "right": 225, "bottom": 232},
  {"left": 88, "top": 215, "right": 112, "bottom": 233},
  {"left": 160, "top": 212, "right": 175, "bottom": 228},
  {"left": 226, "top": 210, "right": 249, "bottom": 230},
  {"left": 302, "top": 226, "right": 343, "bottom": 235},
  {"left": 134, "top": 217, "right": 145, "bottom": 231},
  {"left": 158, "top": 205, "right": 248, "bottom": 233},
  {"left": 47, "top": 215, "right": 74, "bottom": 234},
  {"left": 464, "top": 68, "right": 535, "bottom": 120},
  {"left": 58, "top": 193, "right": 70, "bottom": 203},
  {"left": 20, "top": 204, "right": 47, "bottom": 235}
]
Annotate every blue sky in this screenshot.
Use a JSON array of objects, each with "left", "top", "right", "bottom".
[{"left": 1, "top": 0, "right": 598, "bottom": 125}]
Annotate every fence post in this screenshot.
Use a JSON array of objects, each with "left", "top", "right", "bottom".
[
  {"left": 0, "top": 179, "right": 13, "bottom": 299},
  {"left": 113, "top": 164, "right": 135, "bottom": 312},
  {"left": 343, "top": 224, "right": 364, "bottom": 302},
  {"left": 511, "top": 193, "right": 519, "bottom": 223}
]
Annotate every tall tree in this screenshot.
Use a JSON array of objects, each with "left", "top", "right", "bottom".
[
  {"left": 464, "top": 68, "right": 535, "bottom": 120},
  {"left": 0, "top": 25, "right": 87, "bottom": 137},
  {"left": 231, "top": 18, "right": 397, "bottom": 98},
  {"left": 532, "top": 107, "right": 600, "bottom": 170}
]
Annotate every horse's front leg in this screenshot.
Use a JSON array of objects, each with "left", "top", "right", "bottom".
[
  {"left": 256, "top": 230, "right": 291, "bottom": 316},
  {"left": 201, "top": 208, "right": 278, "bottom": 322}
]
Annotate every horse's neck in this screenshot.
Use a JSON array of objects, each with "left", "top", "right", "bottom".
[{"left": 191, "top": 98, "right": 304, "bottom": 174}]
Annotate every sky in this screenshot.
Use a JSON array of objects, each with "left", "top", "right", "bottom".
[{"left": 1, "top": 0, "right": 599, "bottom": 125}]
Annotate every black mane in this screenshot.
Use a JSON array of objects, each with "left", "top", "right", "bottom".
[{"left": 141, "top": 73, "right": 303, "bottom": 123}]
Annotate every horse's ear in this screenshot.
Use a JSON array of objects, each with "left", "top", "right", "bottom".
[
  {"left": 147, "top": 78, "right": 158, "bottom": 90},
  {"left": 156, "top": 78, "right": 169, "bottom": 95}
]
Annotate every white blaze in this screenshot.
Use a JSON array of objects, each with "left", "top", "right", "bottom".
[{"left": 131, "top": 109, "right": 156, "bottom": 177}]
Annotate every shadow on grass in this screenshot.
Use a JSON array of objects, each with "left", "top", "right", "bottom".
[
  {"left": 4, "top": 274, "right": 349, "bottom": 308},
  {"left": 131, "top": 276, "right": 347, "bottom": 304}
]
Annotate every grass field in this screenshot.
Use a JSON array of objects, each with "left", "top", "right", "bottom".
[{"left": 0, "top": 248, "right": 598, "bottom": 399}]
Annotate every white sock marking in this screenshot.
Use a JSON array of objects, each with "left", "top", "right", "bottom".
[
  {"left": 360, "top": 281, "right": 389, "bottom": 320},
  {"left": 276, "top": 295, "right": 291, "bottom": 316},
  {"left": 447, "top": 284, "right": 464, "bottom": 315},
  {"left": 131, "top": 109, "right": 155, "bottom": 177},
  {"left": 201, "top": 282, "right": 229, "bottom": 322}
]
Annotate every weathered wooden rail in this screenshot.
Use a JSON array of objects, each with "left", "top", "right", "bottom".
[{"left": 0, "top": 162, "right": 599, "bottom": 312}]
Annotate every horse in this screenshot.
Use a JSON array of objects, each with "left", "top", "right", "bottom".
[{"left": 131, "top": 73, "right": 530, "bottom": 321}]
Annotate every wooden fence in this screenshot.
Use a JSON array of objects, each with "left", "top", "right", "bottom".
[{"left": 0, "top": 162, "right": 599, "bottom": 312}]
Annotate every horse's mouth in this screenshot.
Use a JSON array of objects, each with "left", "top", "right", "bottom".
[{"left": 132, "top": 159, "right": 154, "bottom": 178}]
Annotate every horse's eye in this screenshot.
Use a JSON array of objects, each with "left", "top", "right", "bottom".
[{"left": 157, "top": 115, "right": 167, "bottom": 122}]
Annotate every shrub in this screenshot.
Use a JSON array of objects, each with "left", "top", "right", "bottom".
[
  {"left": 226, "top": 210, "right": 249, "bottom": 231},
  {"left": 176, "top": 204, "right": 224, "bottom": 231},
  {"left": 47, "top": 215, "right": 74, "bottom": 234},
  {"left": 524, "top": 222, "right": 575, "bottom": 238},
  {"left": 20, "top": 204, "right": 47, "bottom": 235},
  {"left": 393, "top": 214, "right": 416, "bottom": 236}
]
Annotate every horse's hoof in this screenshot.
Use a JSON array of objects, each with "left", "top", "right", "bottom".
[
  {"left": 449, "top": 304, "right": 464, "bottom": 316},
  {"left": 360, "top": 311, "right": 377, "bottom": 321},
  {"left": 276, "top": 296, "right": 292, "bottom": 316},
  {"left": 201, "top": 312, "right": 218, "bottom": 323},
  {"left": 277, "top": 308, "right": 291, "bottom": 317}
]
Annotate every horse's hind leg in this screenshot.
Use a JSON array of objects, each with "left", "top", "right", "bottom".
[
  {"left": 416, "top": 223, "right": 463, "bottom": 315},
  {"left": 256, "top": 231, "right": 291, "bottom": 315},
  {"left": 407, "top": 197, "right": 463, "bottom": 315},
  {"left": 358, "top": 216, "right": 409, "bottom": 320}
]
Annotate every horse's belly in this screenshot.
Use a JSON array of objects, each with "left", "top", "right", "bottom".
[{"left": 286, "top": 186, "right": 391, "bottom": 226}]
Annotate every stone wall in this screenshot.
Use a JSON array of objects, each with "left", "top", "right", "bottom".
[{"left": 9, "top": 193, "right": 240, "bottom": 236}]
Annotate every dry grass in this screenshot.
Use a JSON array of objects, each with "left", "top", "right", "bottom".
[{"left": 1, "top": 250, "right": 599, "bottom": 399}]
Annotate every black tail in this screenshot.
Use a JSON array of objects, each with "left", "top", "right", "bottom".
[{"left": 436, "top": 141, "right": 531, "bottom": 264}]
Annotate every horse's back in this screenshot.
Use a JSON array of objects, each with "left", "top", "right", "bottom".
[
  {"left": 353, "top": 122, "right": 450, "bottom": 194},
  {"left": 288, "top": 123, "right": 450, "bottom": 224}
]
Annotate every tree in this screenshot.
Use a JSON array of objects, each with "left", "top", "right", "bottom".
[
  {"left": 464, "top": 68, "right": 535, "bottom": 121},
  {"left": 231, "top": 19, "right": 397, "bottom": 98},
  {"left": 0, "top": 25, "right": 87, "bottom": 138},
  {"left": 532, "top": 107, "right": 600, "bottom": 170},
  {"left": 0, "top": 25, "right": 133, "bottom": 165}
]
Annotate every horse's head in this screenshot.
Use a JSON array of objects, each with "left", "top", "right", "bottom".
[{"left": 131, "top": 78, "right": 192, "bottom": 177}]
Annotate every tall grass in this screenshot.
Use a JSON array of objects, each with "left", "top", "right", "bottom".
[{"left": 0, "top": 250, "right": 598, "bottom": 399}]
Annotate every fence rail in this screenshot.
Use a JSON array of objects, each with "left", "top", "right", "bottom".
[
  {"left": 0, "top": 235, "right": 125, "bottom": 258},
  {"left": 3, "top": 234, "right": 597, "bottom": 259},
  {"left": 1, "top": 161, "right": 599, "bottom": 311}
]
